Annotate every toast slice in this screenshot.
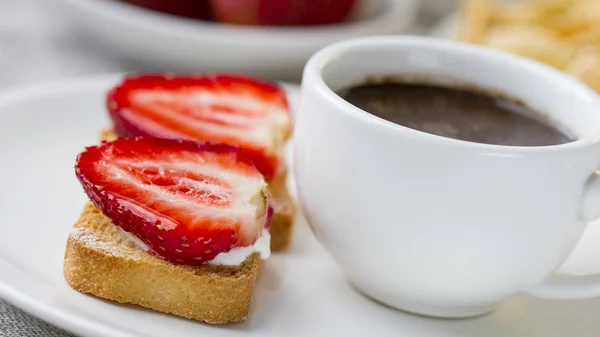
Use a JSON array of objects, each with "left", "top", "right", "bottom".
[
  {"left": 64, "top": 203, "right": 261, "bottom": 324},
  {"left": 99, "top": 129, "right": 296, "bottom": 251}
]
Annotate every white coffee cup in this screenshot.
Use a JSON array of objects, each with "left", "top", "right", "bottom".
[{"left": 294, "top": 36, "right": 600, "bottom": 318}]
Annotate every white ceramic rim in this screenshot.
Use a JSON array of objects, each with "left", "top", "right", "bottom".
[
  {"left": 60, "top": 0, "right": 417, "bottom": 46},
  {"left": 304, "top": 36, "right": 600, "bottom": 153}
]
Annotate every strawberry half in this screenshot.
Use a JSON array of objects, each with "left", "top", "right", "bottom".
[
  {"left": 75, "top": 137, "right": 272, "bottom": 266},
  {"left": 107, "top": 74, "right": 292, "bottom": 181}
]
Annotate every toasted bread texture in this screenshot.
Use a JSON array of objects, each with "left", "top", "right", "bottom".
[
  {"left": 64, "top": 203, "right": 261, "bottom": 324},
  {"left": 99, "top": 129, "right": 296, "bottom": 251},
  {"left": 268, "top": 171, "right": 296, "bottom": 251}
]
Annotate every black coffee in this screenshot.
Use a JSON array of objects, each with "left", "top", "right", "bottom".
[{"left": 338, "top": 82, "right": 574, "bottom": 146}]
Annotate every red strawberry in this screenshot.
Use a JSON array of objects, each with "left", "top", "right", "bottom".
[
  {"left": 75, "top": 137, "right": 271, "bottom": 266},
  {"left": 107, "top": 74, "right": 292, "bottom": 182},
  {"left": 302, "top": 0, "right": 357, "bottom": 25},
  {"left": 122, "top": 0, "right": 212, "bottom": 20},
  {"left": 209, "top": 0, "right": 356, "bottom": 26}
]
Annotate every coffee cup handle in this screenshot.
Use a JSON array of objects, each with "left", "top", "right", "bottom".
[{"left": 526, "top": 172, "right": 600, "bottom": 299}]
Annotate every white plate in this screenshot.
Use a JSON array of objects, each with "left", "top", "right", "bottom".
[
  {"left": 54, "top": 0, "right": 417, "bottom": 81},
  {"left": 3, "top": 75, "right": 600, "bottom": 336}
]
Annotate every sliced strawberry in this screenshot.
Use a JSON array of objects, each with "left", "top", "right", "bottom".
[
  {"left": 107, "top": 74, "right": 292, "bottom": 181},
  {"left": 75, "top": 137, "right": 271, "bottom": 266}
]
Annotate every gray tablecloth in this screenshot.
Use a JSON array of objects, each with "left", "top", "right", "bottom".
[
  {"left": 0, "top": 301, "right": 73, "bottom": 337},
  {"left": 0, "top": 0, "right": 439, "bottom": 335}
]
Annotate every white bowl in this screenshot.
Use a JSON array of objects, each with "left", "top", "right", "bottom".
[{"left": 55, "top": 0, "right": 417, "bottom": 81}]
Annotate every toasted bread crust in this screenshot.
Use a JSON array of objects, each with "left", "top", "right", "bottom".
[
  {"left": 268, "top": 172, "right": 296, "bottom": 251},
  {"left": 99, "top": 129, "right": 296, "bottom": 251},
  {"left": 64, "top": 204, "right": 260, "bottom": 324}
]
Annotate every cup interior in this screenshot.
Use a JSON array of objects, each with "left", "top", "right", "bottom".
[{"left": 315, "top": 37, "right": 600, "bottom": 142}]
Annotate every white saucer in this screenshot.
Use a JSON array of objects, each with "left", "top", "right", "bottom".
[
  {"left": 54, "top": 0, "right": 417, "bottom": 81},
  {"left": 2, "top": 74, "right": 600, "bottom": 336}
]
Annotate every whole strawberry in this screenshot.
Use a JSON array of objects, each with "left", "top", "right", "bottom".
[
  {"left": 123, "top": 0, "right": 212, "bottom": 20},
  {"left": 210, "top": 0, "right": 357, "bottom": 26}
]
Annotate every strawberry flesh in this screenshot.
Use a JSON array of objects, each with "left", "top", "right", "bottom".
[
  {"left": 75, "top": 137, "right": 271, "bottom": 265},
  {"left": 107, "top": 74, "right": 292, "bottom": 181}
]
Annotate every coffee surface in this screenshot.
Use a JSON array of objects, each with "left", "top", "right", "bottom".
[{"left": 339, "top": 82, "right": 574, "bottom": 146}]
